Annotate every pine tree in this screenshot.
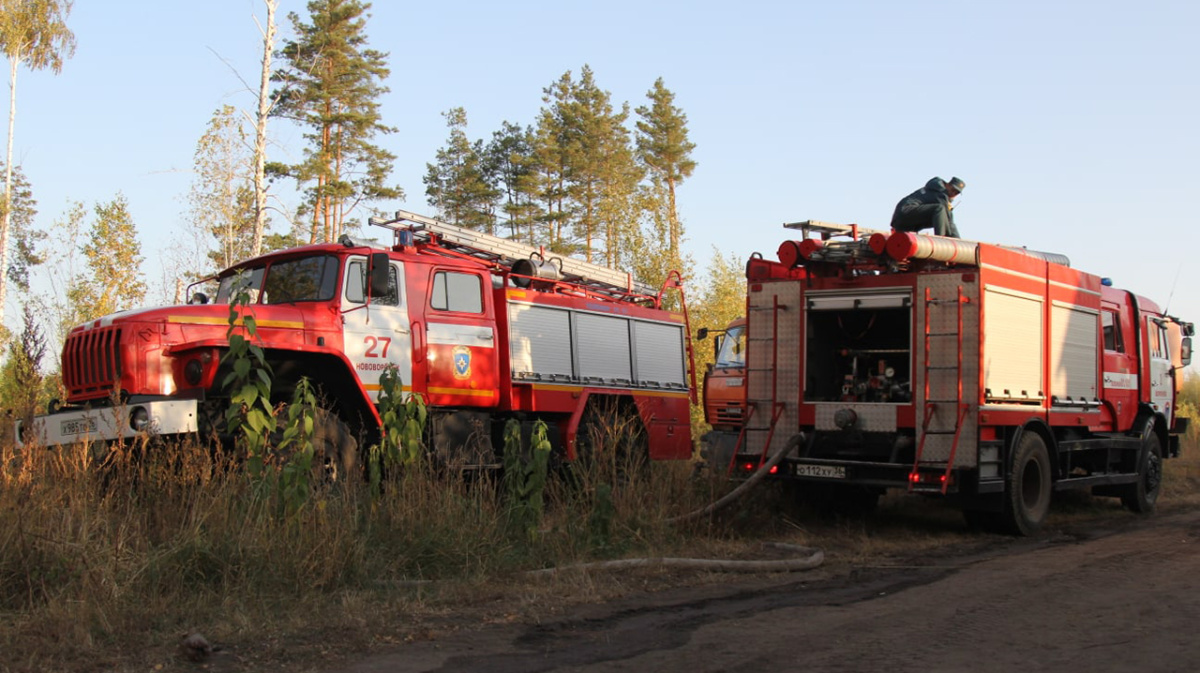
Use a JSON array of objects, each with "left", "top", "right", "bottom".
[
  {"left": 484, "top": 121, "right": 540, "bottom": 243},
  {"left": 65, "top": 194, "right": 146, "bottom": 325},
  {"left": 423, "top": 108, "right": 498, "bottom": 232},
  {"left": 635, "top": 78, "right": 696, "bottom": 258},
  {"left": 0, "top": 0, "right": 75, "bottom": 328},
  {"left": 272, "top": 0, "right": 401, "bottom": 244},
  {"left": 532, "top": 72, "right": 575, "bottom": 253},
  {"left": 0, "top": 162, "right": 42, "bottom": 293},
  {"left": 187, "top": 105, "right": 258, "bottom": 272},
  {"left": 0, "top": 304, "right": 45, "bottom": 419},
  {"left": 564, "top": 66, "right": 642, "bottom": 265}
]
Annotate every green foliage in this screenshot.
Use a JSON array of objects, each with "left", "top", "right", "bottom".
[
  {"left": 220, "top": 279, "right": 274, "bottom": 479},
  {"left": 276, "top": 377, "right": 316, "bottom": 512},
  {"left": 370, "top": 364, "right": 427, "bottom": 496},
  {"left": 64, "top": 194, "right": 146, "bottom": 324},
  {"left": 273, "top": 0, "right": 402, "bottom": 244},
  {"left": 0, "top": 163, "right": 42, "bottom": 291},
  {"left": 424, "top": 107, "right": 499, "bottom": 233},
  {"left": 503, "top": 419, "right": 552, "bottom": 540},
  {"left": 0, "top": 305, "right": 46, "bottom": 419},
  {"left": 1179, "top": 370, "right": 1200, "bottom": 443},
  {"left": 0, "top": 0, "right": 77, "bottom": 74},
  {"left": 533, "top": 65, "right": 644, "bottom": 265},
  {"left": 687, "top": 248, "right": 747, "bottom": 429},
  {"left": 485, "top": 121, "right": 540, "bottom": 243},
  {"left": 635, "top": 77, "right": 696, "bottom": 259}
]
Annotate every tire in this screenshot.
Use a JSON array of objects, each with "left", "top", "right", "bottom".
[
  {"left": 1002, "top": 432, "right": 1052, "bottom": 536},
  {"left": 1120, "top": 430, "right": 1162, "bottom": 514},
  {"left": 312, "top": 407, "right": 358, "bottom": 482},
  {"left": 275, "top": 406, "right": 359, "bottom": 483},
  {"left": 575, "top": 397, "right": 648, "bottom": 484}
]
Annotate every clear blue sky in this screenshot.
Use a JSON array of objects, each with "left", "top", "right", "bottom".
[{"left": 9, "top": 0, "right": 1199, "bottom": 366}]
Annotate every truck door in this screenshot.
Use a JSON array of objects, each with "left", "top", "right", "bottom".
[
  {"left": 1146, "top": 316, "right": 1173, "bottom": 424},
  {"left": 1100, "top": 301, "right": 1137, "bottom": 430},
  {"left": 342, "top": 256, "right": 413, "bottom": 402},
  {"left": 424, "top": 268, "right": 499, "bottom": 407}
]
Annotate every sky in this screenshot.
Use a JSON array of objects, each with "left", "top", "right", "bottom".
[{"left": 6, "top": 0, "right": 1199, "bottom": 369}]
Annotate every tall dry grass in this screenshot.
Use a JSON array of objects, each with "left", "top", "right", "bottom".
[{"left": 0, "top": 429, "right": 749, "bottom": 672}]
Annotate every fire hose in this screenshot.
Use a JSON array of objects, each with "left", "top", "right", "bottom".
[{"left": 530, "top": 433, "right": 824, "bottom": 576}]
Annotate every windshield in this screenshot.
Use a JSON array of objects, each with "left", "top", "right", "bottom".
[
  {"left": 215, "top": 255, "right": 340, "bottom": 304},
  {"left": 715, "top": 325, "right": 746, "bottom": 368}
]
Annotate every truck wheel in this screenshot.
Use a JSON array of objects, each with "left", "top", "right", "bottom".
[
  {"left": 1003, "top": 432, "right": 1052, "bottom": 536},
  {"left": 1120, "top": 431, "right": 1162, "bottom": 514},
  {"left": 312, "top": 407, "right": 358, "bottom": 482},
  {"left": 276, "top": 406, "right": 359, "bottom": 483}
]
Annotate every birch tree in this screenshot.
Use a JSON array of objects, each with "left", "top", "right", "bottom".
[
  {"left": 251, "top": 0, "right": 278, "bottom": 257},
  {"left": 187, "top": 105, "right": 255, "bottom": 271},
  {"left": 65, "top": 194, "right": 146, "bottom": 325},
  {"left": 0, "top": 0, "right": 75, "bottom": 326}
]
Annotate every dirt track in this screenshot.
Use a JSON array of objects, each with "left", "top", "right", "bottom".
[{"left": 333, "top": 509, "right": 1200, "bottom": 673}]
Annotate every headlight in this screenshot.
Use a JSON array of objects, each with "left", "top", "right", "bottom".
[
  {"left": 184, "top": 358, "right": 204, "bottom": 386},
  {"left": 130, "top": 406, "right": 150, "bottom": 431}
]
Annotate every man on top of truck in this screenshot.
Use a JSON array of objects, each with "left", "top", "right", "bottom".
[{"left": 890, "top": 176, "right": 965, "bottom": 238}]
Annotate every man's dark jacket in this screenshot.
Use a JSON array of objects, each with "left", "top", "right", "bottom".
[{"left": 890, "top": 177, "right": 958, "bottom": 237}]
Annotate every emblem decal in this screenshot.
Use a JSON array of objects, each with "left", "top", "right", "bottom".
[{"left": 453, "top": 346, "right": 471, "bottom": 379}]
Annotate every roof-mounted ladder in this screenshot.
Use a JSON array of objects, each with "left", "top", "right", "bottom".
[{"left": 369, "top": 210, "right": 656, "bottom": 298}]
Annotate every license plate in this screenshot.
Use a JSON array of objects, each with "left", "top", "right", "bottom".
[
  {"left": 793, "top": 464, "right": 846, "bottom": 479},
  {"left": 61, "top": 417, "right": 98, "bottom": 436}
]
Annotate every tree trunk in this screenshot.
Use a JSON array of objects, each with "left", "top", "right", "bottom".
[
  {"left": 251, "top": 0, "right": 277, "bottom": 257},
  {"left": 668, "top": 177, "right": 679, "bottom": 258},
  {"left": 1, "top": 57, "right": 20, "bottom": 329}
]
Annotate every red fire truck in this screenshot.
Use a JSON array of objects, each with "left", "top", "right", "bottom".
[
  {"left": 731, "top": 221, "right": 1193, "bottom": 534},
  {"left": 17, "top": 211, "right": 696, "bottom": 470},
  {"left": 697, "top": 317, "right": 746, "bottom": 469}
]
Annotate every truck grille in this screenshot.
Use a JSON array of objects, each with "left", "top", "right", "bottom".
[
  {"left": 714, "top": 404, "right": 744, "bottom": 425},
  {"left": 63, "top": 327, "right": 123, "bottom": 399}
]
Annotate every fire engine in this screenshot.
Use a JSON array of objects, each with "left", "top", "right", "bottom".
[
  {"left": 728, "top": 221, "right": 1194, "bottom": 534},
  {"left": 17, "top": 211, "right": 696, "bottom": 471},
  {"left": 696, "top": 317, "right": 746, "bottom": 469}
]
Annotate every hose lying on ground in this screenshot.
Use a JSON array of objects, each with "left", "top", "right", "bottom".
[
  {"left": 530, "top": 434, "right": 823, "bottom": 576},
  {"left": 527, "top": 542, "right": 823, "bottom": 576},
  {"left": 668, "top": 432, "right": 805, "bottom": 524}
]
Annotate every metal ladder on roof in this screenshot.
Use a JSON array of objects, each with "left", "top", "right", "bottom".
[
  {"left": 370, "top": 209, "right": 656, "bottom": 298},
  {"left": 910, "top": 285, "right": 970, "bottom": 494}
]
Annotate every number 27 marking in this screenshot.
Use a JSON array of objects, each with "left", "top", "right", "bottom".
[{"left": 364, "top": 336, "right": 391, "bottom": 358}]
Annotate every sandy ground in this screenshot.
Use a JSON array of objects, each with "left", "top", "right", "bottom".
[{"left": 328, "top": 508, "right": 1200, "bottom": 673}]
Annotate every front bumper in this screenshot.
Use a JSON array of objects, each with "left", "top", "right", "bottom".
[{"left": 15, "top": 399, "right": 200, "bottom": 447}]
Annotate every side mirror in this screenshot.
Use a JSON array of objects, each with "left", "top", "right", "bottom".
[
  {"left": 696, "top": 327, "right": 710, "bottom": 340},
  {"left": 188, "top": 292, "right": 209, "bottom": 305},
  {"left": 1182, "top": 336, "right": 1193, "bottom": 367},
  {"left": 369, "top": 252, "right": 390, "bottom": 298}
]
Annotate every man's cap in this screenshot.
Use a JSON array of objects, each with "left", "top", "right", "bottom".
[{"left": 948, "top": 177, "right": 965, "bottom": 192}]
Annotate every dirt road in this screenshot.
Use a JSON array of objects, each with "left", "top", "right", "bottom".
[{"left": 335, "top": 509, "right": 1200, "bottom": 673}]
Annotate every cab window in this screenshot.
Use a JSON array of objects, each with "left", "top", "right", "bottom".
[
  {"left": 261, "top": 255, "right": 339, "bottom": 304},
  {"left": 345, "top": 260, "right": 400, "bottom": 306},
  {"left": 431, "top": 271, "right": 483, "bottom": 313},
  {"left": 715, "top": 325, "right": 746, "bottom": 368},
  {"left": 1102, "top": 310, "right": 1124, "bottom": 353}
]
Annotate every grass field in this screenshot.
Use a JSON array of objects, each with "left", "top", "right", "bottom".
[{"left": 1, "top": 432, "right": 1196, "bottom": 673}]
